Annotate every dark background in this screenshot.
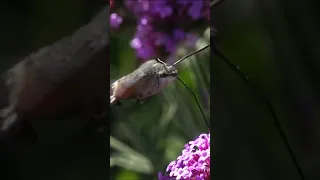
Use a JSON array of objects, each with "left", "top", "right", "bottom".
[
  {"left": 212, "top": 0, "right": 320, "bottom": 180},
  {"left": 0, "top": 1, "right": 109, "bottom": 180}
]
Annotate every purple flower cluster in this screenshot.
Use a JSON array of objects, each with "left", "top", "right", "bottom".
[
  {"left": 158, "top": 133, "right": 210, "bottom": 180},
  {"left": 110, "top": 0, "right": 209, "bottom": 62}
]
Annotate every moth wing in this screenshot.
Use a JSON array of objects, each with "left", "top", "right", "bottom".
[
  {"left": 112, "top": 60, "right": 157, "bottom": 99},
  {"left": 119, "top": 60, "right": 157, "bottom": 89}
]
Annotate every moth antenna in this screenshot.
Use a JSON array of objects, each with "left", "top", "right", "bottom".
[
  {"left": 213, "top": 45, "right": 305, "bottom": 180},
  {"left": 173, "top": 44, "right": 210, "bottom": 66},
  {"left": 156, "top": 58, "right": 170, "bottom": 72},
  {"left": 176, "top": 77, "right": 209, "bottom": 129},
  {"left": 156, "top": 58, "right": 166, "bottom": 65}
]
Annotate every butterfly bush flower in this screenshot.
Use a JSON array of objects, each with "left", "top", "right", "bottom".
[
  {"left": 158, "top": 133, "right": 210, "bottom": 180},
  {"left": 110, "top": 0, "right": 209, "bottom": 62}
]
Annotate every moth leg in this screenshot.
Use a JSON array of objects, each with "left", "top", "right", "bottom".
[
  {"left": 137, "top": 95, "right": 145, "bottom": 104},
  {"left": 136, "top": 99, "right": 144, "bottom": 105}
]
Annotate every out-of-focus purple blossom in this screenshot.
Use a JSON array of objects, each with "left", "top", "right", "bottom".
[
  {"left": 130, "top": 38, "right": 142, "bottom": 49},
  {"left": 188, "top": 2, "right": 204, "bottom": 20},
  {"left": 173, "top": 29, "right": 186, "bottom": 41},
  {"left": 110, "top": 13, "right": 123, "bottom": 29},
  {"left": 158, "top": 133, "right": 210, "bottom": 180},
  {"left": 118, "top": 0, "right": 209, "bottom": 61}
]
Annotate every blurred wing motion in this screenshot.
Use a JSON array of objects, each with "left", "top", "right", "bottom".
[
  {"left": 0, "top": 109, "right": 37, "bottom": 143},
  {"left": 0, "top": 6, "right": 109, "bottom": 142}
]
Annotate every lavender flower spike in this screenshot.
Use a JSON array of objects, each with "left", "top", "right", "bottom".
[{"left": 158, "top": 133, "right": 210, "bottom": 180}]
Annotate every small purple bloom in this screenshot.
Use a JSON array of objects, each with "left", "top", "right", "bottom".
[
  {"left": 130, "top": 38, "right": 142, "bottom": 49},
  {"left": 110, "top": 13, "right": 123, "bottom": 29},
  {"left": 140, "top": 17, "right": 148, "bottom": 25}
]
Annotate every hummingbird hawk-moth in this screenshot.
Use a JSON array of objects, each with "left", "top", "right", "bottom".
[
  {"left": 110, "top": 45, "right": 210, "bottom": 105},
  {"left": 110, "top": 58, "right": 177, "bottom": 105}
]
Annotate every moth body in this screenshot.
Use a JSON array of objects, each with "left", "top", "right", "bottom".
[{"left": 110, "top": 59, "right": 177, "bottom": 104}]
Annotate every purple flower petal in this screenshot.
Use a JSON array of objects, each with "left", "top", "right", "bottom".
[
  {"left": 173, "top": 28, "right": 185, "bottom": 41},
  {"left": 188, "top": 2, "right": 204, "bottom": 20},
  {"left": 130, "top": 38, "right": 142, "bottom": 49}
]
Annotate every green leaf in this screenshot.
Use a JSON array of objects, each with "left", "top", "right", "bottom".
[{"left": 110, "top": 136, "right": 154, "bottom": 174}]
